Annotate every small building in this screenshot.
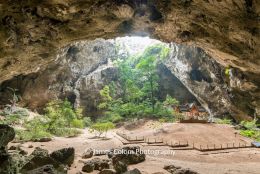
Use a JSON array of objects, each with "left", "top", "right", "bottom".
[{"left": 175, "top": 103, "right": 209, "bottom": 121}]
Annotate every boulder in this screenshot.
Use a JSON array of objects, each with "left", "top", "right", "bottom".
[
  {"left": 113, "top": 161, "right": 127, "bottom": 174},
  {"left": 164, "top": 165, "right": 199, "bottom": 174},
  {"left": 82, "top": 148, "right": 94, "bottom": 159},
  {"left": 123, "top": 168, "right": 142, "bottom": 174},
  {"left": 9, "top": 145, "right": 17, "bottom": 150},
  {"left": 25, "top": 164, "right": 56, "bottom": 174},
  {"left": 21, "top": 147, "right": 67, "bottom": 174},
  {"left": 31, "top": 147, "right": 49, "bottom": 157},
  {"left": 21, "top": 155, "right": 66, "bottom": 173},
  {"left": 110, "top": 146, "right": 145, "bottom": 165},
  {"left": 50, "top": 147, "right": 75, "bottom": 166},
  {"left": 0, "top": 147, "right": 13, "bottom": 174},
  {"left": 99, "top": 169, "right": 117, "bottom": 174},
  {"left": 82, "top": 158, "right": 110, "bottom": 173},
  {"left": 18, "top": 148, "right": 28, "bottom": 156},
  {"left": 92, "top": 158, "right": 110, "bottom": 171},
  {"left": 0, "top": 124, "right": 15, "bottom": 147},
  {"left": 0, "top": 125, "right": 16, "bottom": 174},
  {"left": 82, "top": 160, "right": 95, "bottom": 173}
]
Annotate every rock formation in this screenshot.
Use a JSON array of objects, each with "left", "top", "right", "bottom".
[
  {"left": 0, "top": 0, "right": 259, "bottom": 120},
  {"left": 0, "top": 124, "right": 16, "bottom": 174},
  {"left": 0, "top": 39, "right": 200, "bottom": 117}
]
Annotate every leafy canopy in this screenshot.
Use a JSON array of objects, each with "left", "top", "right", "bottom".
[{"left": 98, "top": 44, "right": 180, "bottom": 122}]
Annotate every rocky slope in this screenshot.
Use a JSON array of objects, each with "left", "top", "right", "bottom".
[{"left": 0, "top": 0, "right": 259, "bottom": 120}]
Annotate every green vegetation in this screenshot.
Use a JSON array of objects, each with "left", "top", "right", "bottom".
[
  {"left": 215, "top": 118, "right": 233, "bottom": 125},
  {"left": 14, "top": 116, "right": 52, "bottom": 141},
  {"left": 89, "top": 122, "right": 115, "bottom": 137},
  {"left": 98, "top": 44, "right": 179, "bottom": 123},
  {"left": 0, "top": 88, "right": 29, "bottom": 125},
  {"left": 14, "top": 100, "right": 86, "bottom": 141},
  {"left": 239, "top": 120, "right": 260, "bottom": 141},
  {"left": 225, "top": 67, "right": 230, "bottom": 77}
]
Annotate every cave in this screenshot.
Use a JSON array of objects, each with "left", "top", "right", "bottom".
[
  {"left": 0, "top": 36, "right": 234, "bottom": 119},
  {"left": 0, "top": 1, "right": 260, "bottom": 174},
  {"left": 0, "top": 37, "right": 198, "bottom": 113}
]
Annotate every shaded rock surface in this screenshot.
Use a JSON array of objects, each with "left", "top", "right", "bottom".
[
  {"left": 0, "top": 124, "right": 16, "bottom": 174},
  {"left": 50, "top": 147, "right": 75, "bottom": 166},
  {"left": 82, "top": 148, "right": 94, "bottom": 159},
  {"left": 164, "top": 44, "right": 258, "bottom": 120},
  {"left": 82, "top": 157, "right": 110, "bottom": 172},
  {"left": 99, "top": 169, "right": 117, "bottom": 174},
  {"left": 113, "top": 161, "right": 128, "bottom": 174},
  {"left": 123, "top": 168, "right": 142, "bottom": 174},
  {"left": 164, "top": 165, "right": 199, "bottom": 174},
  {"left": 110, "top": 146, "right": 145, "bottom": 165},
  {"left": 0, "top": 124, "right": 15, "bottom": 147},
  {"left": 81, "top": 147, "right": 146, "bottom": 173},
  {"left": 21, "top": 147, "right": 67, "bottom": 174},
  {"left": 0, "top": 126, "right": 75, "bottom": 174},
  {"left": 25, "top": 164, "right": 56, "bottom": 174}
]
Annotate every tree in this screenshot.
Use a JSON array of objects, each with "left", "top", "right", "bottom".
[
  {"left": 98, "top": 85, "right": 112, "bottom": 110},
  {"left": 136, "top": 45, "right": 164, "bottom": 111},
  {"left": 90, "top": 122, "right": 115, "bottom": 137},
  {"left": 163, "top": 95, "right": 179, "bottom": 107},
  {"left": 98, "top": 44, "right": 176, "bottom": 121},
  {"left": 44, "top": 99, "right": 79, "bottom": 132}
]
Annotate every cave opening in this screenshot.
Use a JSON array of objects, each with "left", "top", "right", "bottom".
[
  {"left": 0, "top": 36, "right": 209, "bottom": 119},
  {"left": 60, "top": 36, "right": 206, "bottom": 119},
  {"left": 1, "top": 1, "right": 260, "bottom": 173}
]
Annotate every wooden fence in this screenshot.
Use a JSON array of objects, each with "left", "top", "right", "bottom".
[{"left": 116, "top": 132, "right": 254, "bottom": 151}]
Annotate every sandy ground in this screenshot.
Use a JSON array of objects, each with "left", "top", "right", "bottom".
[
  {"left": 9, "top": 122, "right": 260, "bottom": 174},
  {"left": 119, "top": 122, "right": 253, "bottom": 148}
]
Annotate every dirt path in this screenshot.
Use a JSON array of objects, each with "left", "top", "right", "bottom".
[{"left": 9, "top": 123, "right": 260, "bottom": 174}]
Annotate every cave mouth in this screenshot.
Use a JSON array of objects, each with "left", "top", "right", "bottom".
[
  {"left": 63, "top": 35, "right": 207, "bottom": 119},
  {"left": 0, "top": 36, "right": 205, "bottom": 118}
]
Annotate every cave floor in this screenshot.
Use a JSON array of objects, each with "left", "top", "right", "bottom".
[{"left": 9, "top": 122, "right": 260, "bottom": 174}]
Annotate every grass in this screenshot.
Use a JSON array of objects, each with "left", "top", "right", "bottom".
[
  {"left": 15, "top": 129, "right": 52, "bottom": 142},
  {"left": 240, "top": 130, "right": 260, "bottom": 141},
  {"left": 214, "top": 118, "right": 233, "bottom": 125},
  {"left": 239, "top": 120, "right": 260, "bottom": 142},
  {"left": 51, "top": 128, "right": 82, "bottom": 137}
]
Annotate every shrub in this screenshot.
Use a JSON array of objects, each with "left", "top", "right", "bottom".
[
  {"left": 15, "top": 117, "right": 52, "bottom": 141},
  {"left": 15, "top": 128, "right": 52, "bottom": 142},
  {"left": 240, "top": 120, "right": 258, "bottom": 130},
  {"left": 83, "top": 117, "right": 92, "bottom": 127},
  {"left": 98, "top": 112, "right": 123, "bottom": 123},
  {"left": 15, "top": 100, "right": 84, "bottom": 141},
  {"left": 44, "top": 99, "right": 84, "bottom": 134},
  {"left": 52, "top": 128, "right": 82, "bottom": 137},
  {"left": 215, "top": 118, "right": 232, "bottom": 125},
  {"left": 0, "top": 106, "right": 29, "bottom": 125},
  {"left": 163, "top": 95, "right": 179, "bottom": 107},
  {"left": 240, "top": 130, "right": 255, "bottom": 138},
  {"left": 71, "top": 119, "right": 84, "bottom": 128},
  {"left": 90, "top": 122, "right": 115, "bottom": 137},
  {"left": 0, "top": 114, "right": 21, "bottom": 125},
  {"left": 239, "top": 120, "right": 260, "bottom": 141}
]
